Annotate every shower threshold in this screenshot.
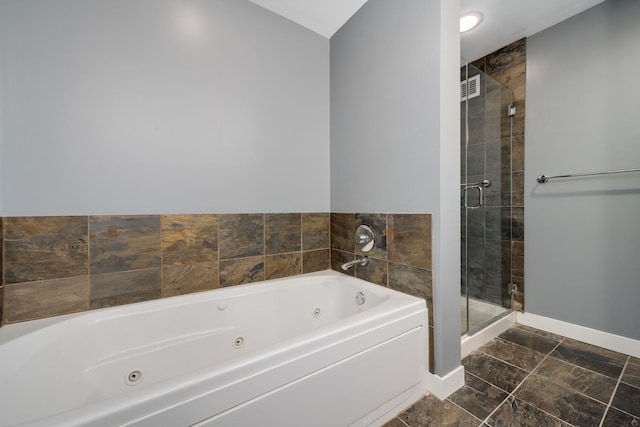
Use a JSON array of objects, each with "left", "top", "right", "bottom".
[{"left": 460, "top": 296, "right": 511, "bottom": 336}]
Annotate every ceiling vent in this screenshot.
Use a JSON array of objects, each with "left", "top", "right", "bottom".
[{"left": 461, "top": 74, "right": 480, "bottom": 102}]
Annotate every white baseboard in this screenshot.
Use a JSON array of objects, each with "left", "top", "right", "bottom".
[
  {"left": 517, "top": 312, "right": 640, "bottom": 359},
  {"left": 461, "top": 311, "right": 516, "bottom": 358},
  {"left": 426, "top": 365, "right": 465, "bottom": 400}
]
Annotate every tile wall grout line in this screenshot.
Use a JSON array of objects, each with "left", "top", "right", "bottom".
[
  {"left": 599, "top": 356, "right": 629, "bottom": 427},
  {"left": 481, "top": 337, "right": 569, "bottom": 426}
]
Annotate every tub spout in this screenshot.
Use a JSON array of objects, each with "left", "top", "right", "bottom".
[{"left": 341, "top": 257, "right": 369, "bottom": 270}]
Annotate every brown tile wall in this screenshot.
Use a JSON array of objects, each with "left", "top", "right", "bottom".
[
  {"left": 472, "top": 38, "right": 526, "bottom": 310},
  {"left": 0, "top": 213, "right": 330, "bottom": 324},
  {"left": 330, "top": 213, "right": 434, "bottom": 372}
]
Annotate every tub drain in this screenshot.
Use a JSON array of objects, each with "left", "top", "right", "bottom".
[
  {"left": 125, "top": 369, "right": 144, "bottom": 386},
  {"left": 233, "top": 336, "right": 245, "bottom": 349}
]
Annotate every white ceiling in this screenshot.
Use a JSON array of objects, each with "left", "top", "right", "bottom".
[
  {"left": 250, "top": 0, "right": 606, "bottom": 60},
  {"left": 249, "top": 0, "right": 368, "bottom": 38},
  {"left": 460, "top": 0, "right": 606, "bottom": 60}
]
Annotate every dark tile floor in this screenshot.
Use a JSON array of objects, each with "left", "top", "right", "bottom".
[{"left": 385, "top": 324, "right": 640, "bottom": 426}]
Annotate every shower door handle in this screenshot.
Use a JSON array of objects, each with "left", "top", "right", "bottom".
[{"left": 463, "top": 185, "right": 484, "bottom": 209}]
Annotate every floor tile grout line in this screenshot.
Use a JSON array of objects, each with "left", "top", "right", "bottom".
[
  {"left": 518, "top": 339, "right": 620, "bottom": 408},
  {"left": 599, "top": 356, "right": 630, "bottom": 427},
  {"left": 496, "top": 333, "right": 627, "bottom": 385},
  {"left": 444, "top": 398, "right": 485, "bottom": 425},
  {"left": 465, "top": 371, "right": 512, "bottom": 396},
  {"left": 495, "top": 334, "right": 562, "bottom": 358},
  {"left": 543, "top": 353, "right": 627, "bottom": 384},
  {"left": 393, "top": 416, "right": 410, "bottom": 427},
  {"left": 476, "top": 348, "right": 540, "bottom": 374},
  {"left": 482, "top": 338, "right": 573, "bottom": 427}
]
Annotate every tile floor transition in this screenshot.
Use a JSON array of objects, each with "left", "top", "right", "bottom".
[{"left": 385, "top": 324, "right": 640, "bottom": 427}]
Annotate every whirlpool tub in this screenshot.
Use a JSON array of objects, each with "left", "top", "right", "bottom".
[{"left": 0, "top": 270, "right": 429, "bottom": 427}]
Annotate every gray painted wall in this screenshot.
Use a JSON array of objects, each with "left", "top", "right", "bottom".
[
  {"left": 330, "top": 0, "right": 462, "bottom": 376},
  {"left": 330, "top": 0, "right": 440, "bottom": 214},
  {"left": 0, "top": 0, "right": 329, "bottom": 216},
  {"left": 526, "top": 0, "right": 640, "bottom": 339}
]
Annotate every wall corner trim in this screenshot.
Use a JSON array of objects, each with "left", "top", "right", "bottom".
[
  {"left": 426, "top": 365, "right": 465, "bottom": 400},
  {"left": 517, "top": 312, "right": 640, "bottom": 359}
]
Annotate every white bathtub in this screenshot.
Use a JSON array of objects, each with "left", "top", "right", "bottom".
[{"left": 0, "top": 270, "right": 429, "bottom": 427}]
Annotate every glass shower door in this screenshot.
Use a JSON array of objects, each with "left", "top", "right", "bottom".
[{"left": 461, "top": 60, "right": 513, "bottom": 335}]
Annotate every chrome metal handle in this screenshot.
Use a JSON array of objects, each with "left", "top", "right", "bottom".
[{"left": 463, "top": 185, "right": 483, "bottom": 209}]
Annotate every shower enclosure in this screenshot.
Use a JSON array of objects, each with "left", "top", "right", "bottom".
[{"left": 460, "top": 59, "right": 514, "bottom": 335}]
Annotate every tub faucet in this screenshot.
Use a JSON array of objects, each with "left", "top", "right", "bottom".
[{"left": 341, "top": 256, "right": 369, "bottom": 271}]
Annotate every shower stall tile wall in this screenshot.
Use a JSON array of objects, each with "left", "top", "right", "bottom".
[
  {"left": 472, "top": 38, "right": 527, "bottom": 310},
  {"left": 330, "top": 213, "right": 434, "bottom": 372},
  {"left": 0, "top": 213, "right": 331, "bottom": 324}
]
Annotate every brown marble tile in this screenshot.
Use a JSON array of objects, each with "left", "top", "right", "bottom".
[
  {"left": 400, "top": 394, "right": 482, "bottom": 427},
  {"left": 550, "top": 338, "right": 627, "bottom": 379},
  {"left": 612, "top": 382, "right": 640, "bottom": 418},
  {"left": 512, "top": 276, "right": 525, "bottom": 310},
  {"left": 0, "top": 218, "right": 3, "bottom": 285},
  {"left": 512, "top": 325, "right": 564, "bottom": 342},
  {"left": 355, "top": 256, "right": 387, "bottom": 287},
  {"left": 302, "top": 213, "right": 329, "bottom": 250},
  {"left": 355, "top": 213, "right": 387, "bottom": 259},
  {"left": 512, "top": 241, "right": 524, "bottom": 278},
  {"left": 486, "top": 38, "right": 526, "bottom": 86},
  {"left": 463, "top": 351, "right": 528, "bottom": 393},
  {"left": 512, "top": 134, "right": 524, "bottom": 172},
  {"left": 515, "top": 374, "right": 606, "bottom": 426},
  {"left": 161, "top": 214, "right": 218, "bottom": 265},
  {"left": 602, "top": 408, "right": 640, "bottom": 427},
  {"left": 90, "top": 216, "right": 161, "bottom": 275},
  {"left": 499, "top": 327, "right": 560, "bottom": 355},
  {"left": 219, "top": 256, "right": 264, "bottom": 287},
  {"left": 388, "top": 214, "right": 431, "bottom": 269},
  {"left": 218, "top": 214, "right": 264, "bottom": 260},
  {"left": 488, "top": 396, "right": 571, "bottom": 427},
  {"left": 265, "top": 213, "right": 301, "bottom": 255},
  {"left": 330, "top": 213, "right": 355, "bottom": 252},
  {"left": 330, "top": 250, "right": 355, "bottom": 277},
  {"left": 90, "top": 268, "right": 161, "bottom": 309},
  {"left": 449, "top": 372, "right": 508, "bottom": 420},
  {"left": 623, "top": 357, "right": 640, "bottom": 388},
  {"left": 511, "top": 100, "right": 526, "bottom": 138},
  {"left": 161, "top": 262, "right": 218, "bottom": 297},
  {"left": 535, "top": 356, "right": 617, "bottom": 403},
  {"left": 302, "top": 249, "right": 330, "bottom": 273},
  {"left": 382, "top": 418, "right": 408, "bottom": 427},
  {"left": 512, "top": 172, "right": 524, "bottom": 207},
  {"left": 479, "top": 338, "right": 546, "bottom": 372},
  {"left": 4, "top": 277, "right": 89, "bottom": 323},
  {"left": 265, "top": 253, "right": 301, "bottom": 280},
  {"left": 511, "top": 208, "right": 524, "bottom": 241},
  {"left": 4, "top": 216, "right": 88, "bottom": 284},
  {"left": 471, "top": 57, "right": 486, "bottom": 72},
  {"left": 388, "top": 262, "right": 432, "bottom": 298}
]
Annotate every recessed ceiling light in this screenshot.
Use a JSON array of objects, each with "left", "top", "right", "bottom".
[{"left": 460, "top": 12, "right": 482, "bottom": 33}]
